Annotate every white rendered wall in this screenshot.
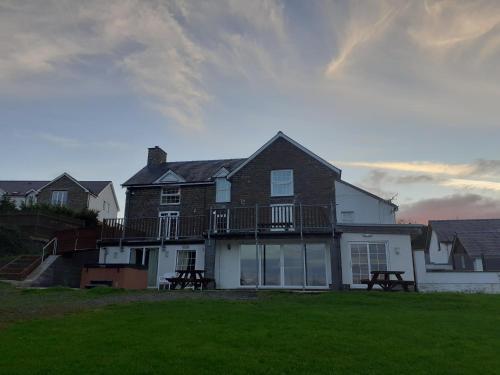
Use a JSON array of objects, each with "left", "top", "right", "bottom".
[
  {"left": 156, "top": 244, "right": 205, "bottom": 279},
  {"left": 414, "top": 250, "right": 500, "bottom": 293},
  {"left": 340, "top": 233, "right": 414, "bottom": 287},
  {"left": 335, "top": 181, "right": 396, "bottom": 224},
  {"left": 88, "top": 184, "right": 119, "bottom": 220},
  {"left": 428, "top": 230, "right": 452, "bottom": 265},
  {"left": 215, "top": 239, "right": 332, "bottom": 289}
]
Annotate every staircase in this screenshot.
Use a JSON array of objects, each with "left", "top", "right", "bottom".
[{"left": 0, "top": 255, "right": 42, "bottom": 281}]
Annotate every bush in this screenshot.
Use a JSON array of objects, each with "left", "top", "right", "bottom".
[
  {"left": 0, "top": 227, "right": 39, "bottom": 256},
  {"left": 19, "top": 203, "right": 99, "bottom": 227},
  {"left": 0, "top": 196, "right": 17, "bottom": 213}
]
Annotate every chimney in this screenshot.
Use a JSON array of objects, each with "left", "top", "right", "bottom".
[{"left": 147, "top": 146, "right": 167, "bottom": 167}]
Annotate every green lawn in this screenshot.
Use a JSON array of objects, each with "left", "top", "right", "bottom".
[{"left": 0, "top": 285, "right": 499, "bottom": 374}]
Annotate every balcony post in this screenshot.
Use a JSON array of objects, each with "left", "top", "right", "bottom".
[
  {"left": 208, "top": 206, "right": 213, "bottom": 237},
  {"left": 255, "top": 204, "right": 259, "bottom": 290},
  {"left": 299, "top": 203, "right": 303, "bottom": 239}
]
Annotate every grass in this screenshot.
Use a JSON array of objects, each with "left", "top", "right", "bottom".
[{"left": 0, "top": 286, "right": 499, "bottom": 374}]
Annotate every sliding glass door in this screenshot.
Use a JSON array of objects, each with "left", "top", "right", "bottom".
[{"left": 240, "top": 243, "right": 327, "bottom": 288}]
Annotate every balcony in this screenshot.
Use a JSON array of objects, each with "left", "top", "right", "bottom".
[{"left": 101, "top": 204, "right": 334, "bottom": 241}]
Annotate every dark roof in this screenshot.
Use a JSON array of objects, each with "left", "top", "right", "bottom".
[
  {"left": 0, "top": 181, "right": 49, "bottom": 196},
  {"left": 429, "top": 219, "right": 500, "bottom": 243},
  {"left": 79, "top": 181, "right": 112, "bottom": 195},
  {"left": 0, "top": 180, "right": 110, "bottom": 196},
  {"left": 454, "top": 231, "right": 500, "bottom": 257},
  {"left": 123, "top": 159, "right": 246, "bottom": 186}
]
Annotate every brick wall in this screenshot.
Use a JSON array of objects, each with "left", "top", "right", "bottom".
[
  {"left": 125, "top": 137, "right": 338, "bottom": 219},
  {"left": 37, "top": 175, "right": 89, "bottom": 211},
  {"left": 125, "top": 184, "right": 216, "bottom": 219},
  {"left": 230, "top": 137, "right": 338, "bottom": 206}
]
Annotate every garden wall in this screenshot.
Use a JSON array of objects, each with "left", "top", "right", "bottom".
[{"left": 414, "top": 250, "right": 500, "bottom": 293}]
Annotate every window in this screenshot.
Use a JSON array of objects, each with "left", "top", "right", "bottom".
[
  {"left": 350, "top": 243, "right": 387, "bottom": 285},
  {"left": 159, "top": 211, "right": 179, "bottom": 239},
  {"left": 176, "top": 250, "right": 196, "bottom": 271},
  {"left": 51, "top": 191, "right": 68, "bottom": 206},
  {"left": 341, "top": 211, "right": 355, "bottom": 223},
  {"left": 271, "top": 169, "right": 293, "bottom": 197},
  {"left": 160, "top": 187, "right": 180, "bottom": 205},
  {"left": 216, "top": 178, "right": 231, "bottom": 203}
]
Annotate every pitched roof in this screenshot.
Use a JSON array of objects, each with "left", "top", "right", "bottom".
[
  {"left": 429, "top": 219, "right": 500, "bottom": 243},
  {"left": 454, "top": 230, "right": 500, "bottom": 257},
  {"left": 227, "top": 131, "right": 341, "bottom": 178},
  {"left": 0, "top": 181, "right": 49, "bottom": 196},
  {"left": 0, "top": 180, "right": 111, "bottom": 196},
  {"left": 123, "top": 159, "right": 246, "bottom": 186}
]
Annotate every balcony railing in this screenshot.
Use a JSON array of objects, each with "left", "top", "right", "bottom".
[
  {"left": 101, "top": 216, "right": 205, "bottom": 240},
  {"left": 101, "top": 204, "right": 334, "bottom": 241}
]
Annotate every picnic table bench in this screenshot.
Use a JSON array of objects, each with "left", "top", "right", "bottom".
[
  {"left": 361, "top": 271, "right": 415, "bottom": 292},
  {"left": 166, "top": 269, "right": 214, "bottom": 290}
]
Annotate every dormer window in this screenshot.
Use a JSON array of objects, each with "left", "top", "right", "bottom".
[
  {"left": 216, "top": 178, "right": 231, "bottom": 203},
  {"left": 161, "top": 187, "right": 180, "bottom": 205},
  {"left": 271, "top": 169, "right": 294, "bottom": 197}
]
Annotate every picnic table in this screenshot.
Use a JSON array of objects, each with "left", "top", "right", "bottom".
[
  {"left": 361, "top": 270, "right": 415, "bottom": 292},
  {"left": 166, "top": 269, "right": 213, "bottom": 290}
]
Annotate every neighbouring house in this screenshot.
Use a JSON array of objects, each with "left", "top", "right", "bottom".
[
  {"left": 425, "top": 219, "right": 500, "bottom": 269},
  {"left": 0, "top": 173, "right": 119, "bottom": 220},
  {"left": 413, "top": 219, "right": 500, "bottom": 293},
  {"left": 95, "top": 131, "right": 421, "bottom": 290}
]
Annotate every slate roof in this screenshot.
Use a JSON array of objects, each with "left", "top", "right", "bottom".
[
  {"left": 123, "top": 159, "right": 246, "bottom": 186},
  {"left": 0, "top": 180, "right": 111, "bottom": 196},
  {"left": 429, "top": 219, "right": 500, "bottom": 243},
  {"left": 454, "top": 231, "right": 500, "bottom": 257}
]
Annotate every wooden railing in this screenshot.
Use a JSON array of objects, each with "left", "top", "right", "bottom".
[{"left": 101, "top": 204, "right": 334, "bottom": 241}]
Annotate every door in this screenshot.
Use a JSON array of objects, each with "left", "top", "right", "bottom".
[
  {"left": 350, "top": 243, "right": 387, "bottom": 286},
  {"left": 147, "top": 248, "right": 159, "bottom": 287},
  {"left": 159, "top": 211, "right": 179, "bottom": 239}
]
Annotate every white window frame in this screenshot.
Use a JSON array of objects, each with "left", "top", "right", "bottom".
[
  {"left": 270, "top": 169, "right": 294, "bottom": 197},
  {"left": 349, "top": 242, "right": 388, "bottom": 286},
  {"left": 51, "top": 191, "right": 68, "bottom": 206},
  {"left": 175, "top": 249, "right": 197, "bottom": 271},
  {"left": 215, "top": 178, "right": 231, "bottom": 203},
  {"left": 159, "top": 211, "right": 180, "bottom": 239},
  {"left": 160, "top": 187, "right": 181, "bottom": 205}
]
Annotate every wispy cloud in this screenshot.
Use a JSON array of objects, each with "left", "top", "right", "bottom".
[
  {"left": 442, "top": 178, "right": 500, "bottom": 192},
  {"left": 38, "top": 132, "right": 130, "bottom": 150},
  {"left": 337, "top": 161, "right": 474, "bottom": 176}
]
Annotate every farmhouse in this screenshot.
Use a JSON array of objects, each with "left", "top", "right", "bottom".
[{"left": 93, "top": 132, "right": 421, "bottom": 289}]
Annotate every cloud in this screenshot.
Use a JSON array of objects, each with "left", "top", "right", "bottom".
[
  {"left": 442, "top": 178, "right": 500, "bottom": 192},
  {"left": 38, "top": 132, "right": 130, "bottom": 150},
  {"left": 395, "top": 174, "right": 436, "bottom": 184},
  {"left": 398, "top": 193, "right": 500, "bottom": 224},
  {"left": 338, "top": 160, "right": 474, "bottom": 176},
  {"left": 325, "top": 1, "right": 404, "bottom": 78},
  {"left": 0, "top": 0, "right": 288, "bottom": 129}
]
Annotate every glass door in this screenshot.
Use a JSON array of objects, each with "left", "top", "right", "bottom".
[
  {"left": 262, "top": 245, "right": 281, "bottom": 286},
  {"left": 146, "top": 248, "right": 159, "bottom": 287},
  {"left": 350, "top": 243, "right": 387, "bottom": 285},
  {"left": 283, "top": 244, "right": 303, "bottom": 286},
  {"left": 159, "top": 211, "right": 179, "bottom": 239}
]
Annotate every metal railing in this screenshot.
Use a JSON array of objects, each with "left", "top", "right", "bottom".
[
  {"left": 209, "top": 204, "right": 332, "bottom": 235},
  {"left": 101, "top": 216, "right": 205, "bottom": 240},
  {"left": 101, "top": 204, "right": 334, "bottom": 241}
]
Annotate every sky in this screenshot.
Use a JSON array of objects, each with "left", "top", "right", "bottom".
[{"left": 1, "top": 0, "right": 500, "bottom": 223}]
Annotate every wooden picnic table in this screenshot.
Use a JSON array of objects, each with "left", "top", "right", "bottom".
[
  {"left": 166, "top": 269, "right": 213, "bottom": 290},
  {"left": 362, "top": 270, "right": 414, "bottom": 292}
]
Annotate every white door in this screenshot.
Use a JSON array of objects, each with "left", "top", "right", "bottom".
[
  {"left": 159, "top": 211, "right": 179, "bottom": 239},
  {"left": 350, "top": 243, "right": 387, "bottom": 286}
]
